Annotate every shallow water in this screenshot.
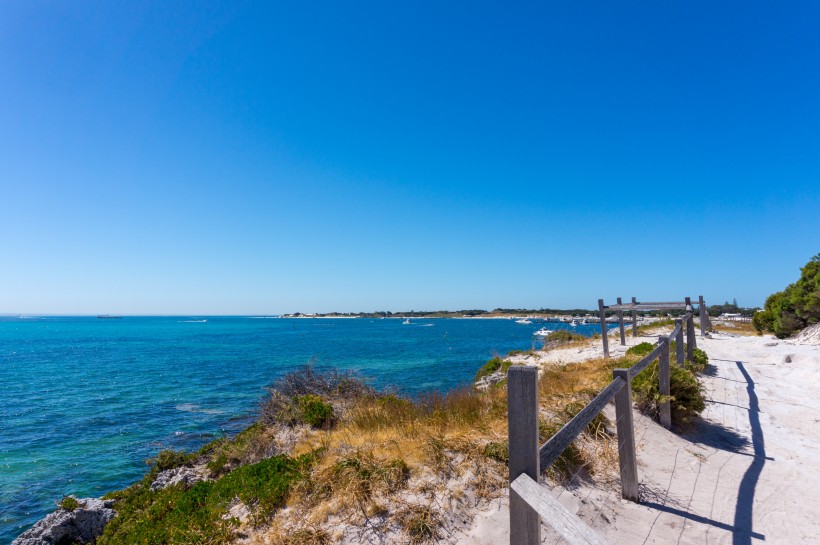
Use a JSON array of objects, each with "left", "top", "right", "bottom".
[{"left": 0, "top": 315, "right": 607, "bottom": 542}]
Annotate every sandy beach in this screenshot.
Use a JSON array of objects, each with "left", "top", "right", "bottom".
[{"left": 459, "top": 326, "right": 820, "bottom": 544}]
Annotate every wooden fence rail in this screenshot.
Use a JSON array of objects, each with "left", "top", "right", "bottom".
[
  {"left": 508, "top": 303, "right": 704, "bottom": 545},
  {"left": 597, "top": 295, "right": 708, "bottom": 357}
]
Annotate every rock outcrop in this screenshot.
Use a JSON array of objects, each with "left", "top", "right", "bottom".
[
  {"left": 12, "top": 497, "right": 116, "bottom": 545},
  {"left": 474, "top": 370, "right": 505, "bottom": 390},
  {"left": 150, "top": 466, "right": 205, "bottom": 491}
]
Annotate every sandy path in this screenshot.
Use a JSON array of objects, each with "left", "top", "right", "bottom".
[{"left": 459, "top": 332, "right": 820, "bottom": 545}]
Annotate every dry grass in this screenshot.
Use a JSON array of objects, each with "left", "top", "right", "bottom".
[
  {"left": 253, "top": 359, "right": 621, "bottom": 544},
  {"left": 711, "top": 321, "right": 759, "bottom": 335}
]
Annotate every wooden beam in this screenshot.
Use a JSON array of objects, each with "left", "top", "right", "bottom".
[
  {"left": 511, "top": 474, "right": 611, "bottom": 545},
  {"left": 604, "top": 302, "right": 686, "bottom": 310},
  {"left": 627, "top": 342, "right": 665, "bottom": 378},
  {"left": 598, "top": 299, "right": 609, "bottom": 358},
  {"left": 686, "top": 314, "right": 696, "bottom": 362},
  {"left": 539, "top": 377, "right": 625, "bottom": 469},
  {"left": 617, "top": 297, "right": 626, "bottom": 346},
  {"left": 674, "top": 318, "right": 685, "bottom": 367},
  {"left": 631, "top": 296, "right": 637, "bottom": 337},
  {"left": 613, "top": 368, "right": 639, "bottom": 501},
  {"left": 658, "top": 336, "right": 671, "bottom": 429},
  {"left": 507, "top": 366, "right": 540, "bottom": 545}
]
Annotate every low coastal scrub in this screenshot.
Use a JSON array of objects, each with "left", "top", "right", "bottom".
[
  {"left": 98, "top": 454, "right": 313, "bottom": 545},
  {"left": 87, "top": 359, "right": 621, "bottom": 545},
  {"left": 544, "top": 330, "right": 586, "bottom": 343},
  {"left": 754, "top": 253, "right": 820, "bottom": 338},
  {"left": 626, "top": 342, "right": 655, "bottom": 357},
  {"left": 542, "top": 330, "right": 587, "bottom": 350},
  {"left": 632, "top": 362, "right": 705, "bottom": 426},
  {"left": 626, "top": 340, "right": 708, "bottom": 427},
  {"left": 59, "top": 496, "right": 80, "bottom": 511},
  {"left": 474, "top": 356, "right": 513, "bottom": 381}
]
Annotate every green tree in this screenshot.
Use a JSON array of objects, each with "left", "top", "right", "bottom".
[{"left": 754, "top": 254, "right": 820, "bottom": 338}]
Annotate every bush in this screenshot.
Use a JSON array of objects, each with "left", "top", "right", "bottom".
[
  {"left": 474, "top": 357, "right": 512, "bottom": 382},
  {"left": 543, "top": 330, "right": 585, "bottom": 345},
  {"left": 146, "top": 449, "right": 196, "bottom": 481},
  {"left": 690, "top": 347, "right": 709, "bottom": 373},
  {"left": 626, "top": 342, "right": 655, "bottom": 357},
  {"left": 482, "top": 440, "right": 508, "bottom": 464},
  {"left": 60, "top": 496, "right": 80, "bottom": 511},
  {"left": 260, "top": 364, "right": 371, "bottom": 427},
  {"left": 297, "top": 395, "right": 334, "bottom": 428},
  {"left": 632, "top": 362, "right": 705, "bottom": 426},
  {"left": 755, "top": 254, "right": 820, "bottom": 338},
  {"left": 99, "top": 454, "right": 311, "bottom": 545}
]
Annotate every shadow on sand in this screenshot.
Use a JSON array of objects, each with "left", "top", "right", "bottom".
[{"left": 645, "top": 360, "right": 767, "bottom": 544}]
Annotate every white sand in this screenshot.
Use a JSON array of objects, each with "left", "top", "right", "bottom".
[{"left": 458, "top": 329, "right": 820, "bottom": 544}]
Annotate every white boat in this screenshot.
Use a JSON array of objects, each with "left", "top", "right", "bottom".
[
  {"left": 533, "top": 327, "right": 552, "bottom": 337},
  {"left": 402, "top": 319, "right": 412, "bottom": 324},
  {"left": 570, "top": 320, "right": 578, "bottom": 327},
  {"left": 515, "top": 319, "right": 532, "bottom": 324}
]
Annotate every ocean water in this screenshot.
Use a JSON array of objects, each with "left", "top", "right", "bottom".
[{"left": 0, "top": 316, "right": 608, "bottom": 542}]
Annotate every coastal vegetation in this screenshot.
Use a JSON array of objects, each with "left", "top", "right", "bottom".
[
  {"left": 473, "top": 356, "right": 514, "bottom": 381},
  {"left": 51, "top": 321, "right": 711, "bottom": 544},
  {"left": 59, "top": 496, "right": 80, "bottom": 511},
  {"left": 90, "top": 353, "right": 630, "bottom": 544},
  {"left": 753, "top": 253, "right": 820, "bottom": 338},
  {"left": 626, "top": 342, "right": 707, "bottom": 426}
]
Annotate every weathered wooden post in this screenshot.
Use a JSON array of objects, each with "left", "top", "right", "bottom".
[
  {"left": 617, "top": 297, "right": 626, "bottom": 346},
  {"left": 698, "top": 295, "right": 707, "bottom": 335},
  {"left": 631, "top": 296, "right": 638, "bottom": 337},
  {"left": 507, "top": 366, "right": 540, "bottom": 545},
  {"left": 684, "top": 296, "right": 692, "bottom": 311},
  {"left": 598, "top": 299, "right": 609, "bottom": 357},
  {"left": 674, "top": 318, "right": 685, "bottom": 367},
  {"left": 658, "top": 336, "right": 671, "bottom": 429},
  {"left": 613, "top": 369, "right": 639, "bottom": 501},
  {"left": 686, "top": 314, "right": 696, "bottom": 362}
]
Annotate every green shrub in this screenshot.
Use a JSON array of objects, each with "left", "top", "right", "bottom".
[
  {"left": 482, "top": 440, "right": 508, "bottom": 464},
  {"left": 626, "top": 342, "right": 655, "bottom": 357},
  {"left": 60, "top": 496, "right": 80, "bottom": 511},
  {"left": 690, "top": 347, "right": 709, "bottom": 373},
  {"left": 543, "top": 330, "right": 585, "bottom": 345},
  {"left": 474, "top": 357, "right": 512, "bottom": 382},
  {"left": 99, "top": 454, "right": 311, "bottom": 545},
  {"left": 146, "top": 449, "right": 196, "bottom": 481},
  {"left": 632, "top": 362, "right": 705, "bottom": 426},
  {"left": 297, "top": 395, "right": 335, "bottom": 428},
  {"left": 260, "top": 364, "right": 371, "bottom": 427},
  {"left": 755, "top": 254, "right": 820, "bottom": 338}
]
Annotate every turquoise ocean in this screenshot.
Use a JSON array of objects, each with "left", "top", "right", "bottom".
[{"left": 0, "top": 316, "right": 609, "bottom": 542}]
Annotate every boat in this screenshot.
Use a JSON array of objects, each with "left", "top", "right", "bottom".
[
  {"left": 533, "top": 327, "right": 552, "bottom": 337},
  {"left": 515, "top": 319, "right": 532, "bottom": 324},
  {"left": 402, "top": 319, "right": 412, "bottom": 324},
  {"left": 570, "top": 320, "right": 578, "bottom": 327}
]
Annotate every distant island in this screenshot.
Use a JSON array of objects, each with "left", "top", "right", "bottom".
[{"left": 282, "top": 303, "right": 758, "bottom": 319}]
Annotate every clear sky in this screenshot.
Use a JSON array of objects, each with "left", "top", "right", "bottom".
[{"left": 2, "top": 1, "right": 818, "bottom": 315}]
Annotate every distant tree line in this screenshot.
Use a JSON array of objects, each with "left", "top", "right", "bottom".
[
  {"left": 707, "top": 300, "right": 759, "bottom": 318},
  {"left": 753, "top": 253, "right": 820, "bottom": 338}
]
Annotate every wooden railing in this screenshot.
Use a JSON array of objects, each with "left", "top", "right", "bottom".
[
  {"left": 507, "top": 308, "right": 701, "bottom": 545},
  {"left": 596, "top": 295, "right": 709, "bottom": 357}
]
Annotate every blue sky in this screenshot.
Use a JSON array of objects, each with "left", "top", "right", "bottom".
[{"left": 2, "top": 1, "right": 818, "bottom": 314}]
